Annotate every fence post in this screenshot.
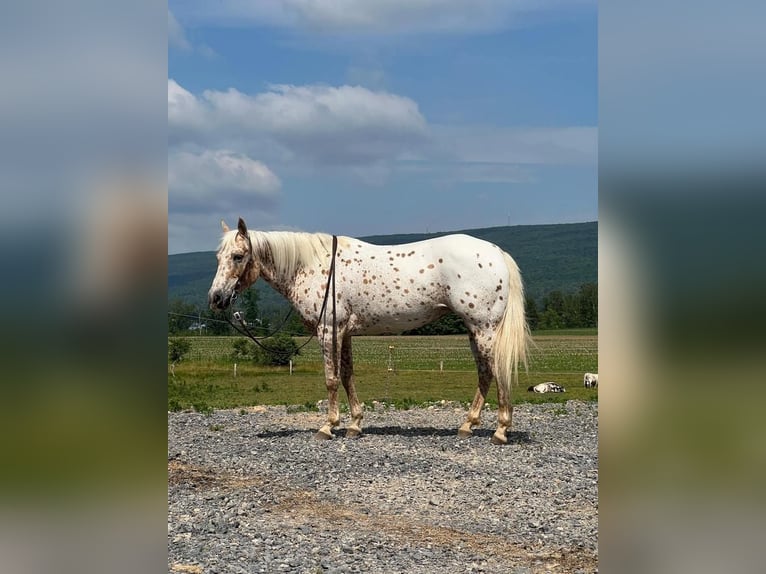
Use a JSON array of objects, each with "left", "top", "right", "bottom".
[
  {"left": 289, "top": 360, "right": 293, "bottom": 375},
  {"left": 234, "top": 363, "right": 237, "bottom": 377},
  {"left": 440, "top": 360, "right": 443, "bottom": 372}
]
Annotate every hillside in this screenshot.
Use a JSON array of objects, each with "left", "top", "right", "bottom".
[{"left": 168, "top": 221, "right": 597, "bottom": 315}]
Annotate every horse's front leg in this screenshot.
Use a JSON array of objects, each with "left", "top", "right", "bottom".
[
  {"left": 340, "top": 335, "right": 364, "bottom": 437},
  {"left": 315, "top": 328, "right": 344, "bottom": 440}
]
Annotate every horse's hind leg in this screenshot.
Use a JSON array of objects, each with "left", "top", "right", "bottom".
[
  {"left": 339, "top": 336, "right": 364, "bottom": 437},
  {"left": 492, "top": 346, "right": 513, "bottom": 445},
  {"left": 458, "top": 332, "right": 493, "bottom": 438},
  {"left": 491, "top": 375, "right": 513, "bottom": 445}
]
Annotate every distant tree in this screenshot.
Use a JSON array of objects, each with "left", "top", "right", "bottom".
[
  {"left": 253, "top": 333, "right": 300, "bottom": 366},
  {"left": 539, "top": 307, "right": 564, "bottom": 329},
  {"left": 241, "top": 288, "right": 261, "bottom": 329},
  {"left": 201, "top": 309, "right": 234, "bottom": 335},
  {"left": 578, "top": 282, "right": 598, "bottom": 327},
  {"left": 168, "top": 299, "right": 198, "bottom": 334},
  {"left": 285, "top": 309, "right": 310, "bottom": 336},
  {"left": 536, "top": 283, "right": 598, "bottom": 329},
  {"left": 168, "top": 337, "right": 192, "bottom": 362},
  {"left": 230, "top": 333, "right": 299, "bottom": 366},
  {"left": 561, "top": 292, "right": 581, "bottom": 328},
  {"left": 525, "top": 295, "right": 540, "bottom": 331},
  {"left": 404, "top": 312, "right": 468, "bottom": 335},
  {"left": 231, "top": 338, "right": 256, "bottom": 361}
]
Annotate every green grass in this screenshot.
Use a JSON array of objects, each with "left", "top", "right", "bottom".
[{"left": 168, "top": 333, "right": 598, "bottom": 411}]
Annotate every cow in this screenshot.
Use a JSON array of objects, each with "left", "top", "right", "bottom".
[
  {"left": 583, "top": 372, "right": 599, "bottom": 388},
  {"left": 527, "top": 382, "right": 566, "bottom": 393}
]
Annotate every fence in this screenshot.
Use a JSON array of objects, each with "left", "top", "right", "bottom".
[{"left": 169, "top": 333, "right": 598, "bottom": 375}]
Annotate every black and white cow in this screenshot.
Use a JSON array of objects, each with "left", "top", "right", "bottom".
[{"left": 527, "top": 382, "right": 566, "bottom": 393}]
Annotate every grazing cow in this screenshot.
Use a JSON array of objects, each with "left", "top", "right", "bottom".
[
  {"left": 583, "top": 372, "right": 599, "bottom": 388},
  {"left": 527, "top": 382, "right": 566, "bottom": 393}
]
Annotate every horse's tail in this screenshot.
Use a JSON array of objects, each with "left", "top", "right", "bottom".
[{"left": 492, "top": 251, "right": 530, "bottom": 395}]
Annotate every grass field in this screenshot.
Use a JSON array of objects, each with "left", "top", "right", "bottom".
[{"left": 168, "top": 330, "right": 597, "bottom": 412}]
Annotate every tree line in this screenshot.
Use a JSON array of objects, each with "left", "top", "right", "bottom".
[
  {"left": 524, "top": 282, "right": 597, "bottom": 331},
  {"left": 168, "top": 282, "right": 597, "bottom": 336}
]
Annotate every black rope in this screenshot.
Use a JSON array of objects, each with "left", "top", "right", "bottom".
[{"left": 328, "top": 235, "right": 338, "bottom": 377}]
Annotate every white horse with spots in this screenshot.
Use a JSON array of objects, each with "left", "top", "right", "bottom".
[{"left": 209, "top": 218, "right": 530, "bottom": 444}]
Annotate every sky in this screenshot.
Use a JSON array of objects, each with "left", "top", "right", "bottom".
[{"left": 168, "top": 0, "right": 597, "bottom": 254}]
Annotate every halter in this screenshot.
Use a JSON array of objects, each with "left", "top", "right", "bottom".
[{"left": 225, "top": 234, "right": 339, "bottom": 372}]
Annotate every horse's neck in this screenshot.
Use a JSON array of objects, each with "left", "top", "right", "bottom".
[
  {"left": 249, "top": 233, "right": 293, "bottom": 301},
  {"left": 258, "top": 266, "right": 296, "bottom": 303},
  {"left": 254, "top": 231, "right": 326, "bottom": 306}
]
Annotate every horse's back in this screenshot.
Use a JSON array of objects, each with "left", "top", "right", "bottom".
[{"left": 334, "top": 233, "right": 517, "bottom": 334}]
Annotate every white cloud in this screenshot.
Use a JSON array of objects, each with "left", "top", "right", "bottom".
[
  {"left": 169, "top": 149, "right": 281, "bottom": 212},
  {"left": 168, "top": 79, "right": 206, "bottom": 131},
  {"left": 168, "top": 79, "right": 595, "bottom": 198},
  {"left": 172, "top": 0, "right": 594, "bottom": 35},
  {"left": 168, "top": 9, "right": 191, "bottom": 50},
  {"left": 168, "top": 80, "right": 428, "bottom": 165},
  {"left": 205, "top": 83, "right": 426, "bottom": 136}
]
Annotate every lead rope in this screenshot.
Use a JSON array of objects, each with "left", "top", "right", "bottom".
[
  {"left": 331, "top": 235, "right": 338, "bottom": 377},
  {"left": 226, "top": 234, "right": 338, "bottom": 363}
]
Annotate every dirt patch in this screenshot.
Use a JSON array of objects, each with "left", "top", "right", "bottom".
[
  {"left": 272, "top": 489, "right": 596, "bottom": 573},
  {"left": 168, "top": 461, "right": 265, "bottom": 491}
]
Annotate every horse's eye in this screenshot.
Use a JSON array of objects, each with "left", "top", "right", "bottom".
[{"left": 232, "top": 254, "right": 244, "bottom": 263}]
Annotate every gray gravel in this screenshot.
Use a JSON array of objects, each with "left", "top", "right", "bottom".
[{"left": 168, "top": 401, "right": 598, "bottom": 574}]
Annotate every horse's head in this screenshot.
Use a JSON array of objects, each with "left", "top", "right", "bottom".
[{"left": 208, "top": 217, "right": 260, "bottom": 310}]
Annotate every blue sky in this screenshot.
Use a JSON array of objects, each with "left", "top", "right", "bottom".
[{"left": 168, "top": 1, "right": 597, "bottom": 254}]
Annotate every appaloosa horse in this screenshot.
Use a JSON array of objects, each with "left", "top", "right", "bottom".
[{"left": 209, "top": 218, "right": 529, "bottom": 444}]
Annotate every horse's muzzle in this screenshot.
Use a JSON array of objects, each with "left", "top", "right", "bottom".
[{"left": 208, "top": 290, "right": 232, "bottom": 310}]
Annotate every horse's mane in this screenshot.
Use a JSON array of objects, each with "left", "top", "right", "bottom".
[{"left": 220, "top": 230, "right": 333, "bottom": 280}]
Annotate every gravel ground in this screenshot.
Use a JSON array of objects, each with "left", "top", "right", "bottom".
[{"left": 168, "top": 401, "right": 598, "bottom": 574}]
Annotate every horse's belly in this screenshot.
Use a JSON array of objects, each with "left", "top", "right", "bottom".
[{"left": 352, "top": 304, "right": 449, "bottom": 335}]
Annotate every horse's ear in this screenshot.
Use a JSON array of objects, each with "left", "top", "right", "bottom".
[
  {"left": 237, "top": 217, "right": 248, "bottom": 237},
  {"left": 221, "top": 220, "right": 230, "bottom": 233}
]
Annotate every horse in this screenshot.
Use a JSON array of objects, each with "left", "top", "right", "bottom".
[
  {"left": 208, "top": 218, "right": 530, "bottom": 444},
  {"left": 583, "top": 372, "right": 599, "bottom": 388}
]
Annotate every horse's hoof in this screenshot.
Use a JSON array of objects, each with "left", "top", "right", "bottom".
[
  {"left": 313, "top": 430, "right": 333, "bottom": 440},
  {"left": 490, "top": 433, "right": 507, "bottom": 445},
  {"left": 457, "top": 429, "right": 473, "bottom": 439},
  {"left": 346, "top": 427, "right": 362, "bottom": 438}
]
